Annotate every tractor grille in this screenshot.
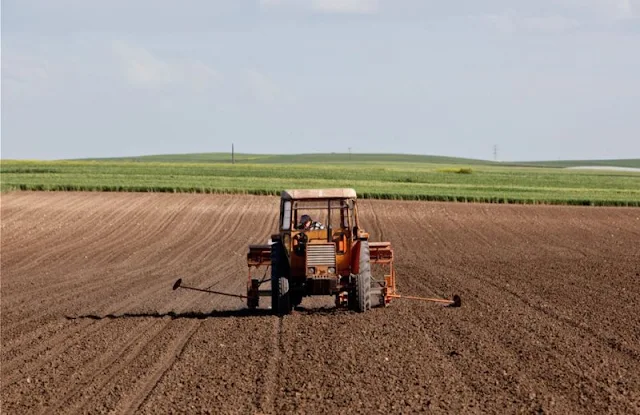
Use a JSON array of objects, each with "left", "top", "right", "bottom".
[{"left": 306, "top": 244, "right": 336, "bottom": 267}]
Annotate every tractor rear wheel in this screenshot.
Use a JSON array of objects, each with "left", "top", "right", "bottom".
[
  {"left": 271, "top": 241, "right": 292, "bottom": 315},
  {"left": 354, "top": 241, "right": 372, "bottom": 312},
  {"left": 273, "top": 277, "right": 291, "bottom": 315},
  {"left": 291, "top": 292, "right": 303, "bottom": 308}
]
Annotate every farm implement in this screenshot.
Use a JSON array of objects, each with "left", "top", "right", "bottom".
[{"left": 173, "top": 188, "right": 460, "bottom": 314}]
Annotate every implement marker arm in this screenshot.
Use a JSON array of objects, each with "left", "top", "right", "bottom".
[
  {"left": 388, "top": 293, "right": 461, "bottom": 307},
  {"left": 369, "top": 242, "right": 461, "bottom": 308}
]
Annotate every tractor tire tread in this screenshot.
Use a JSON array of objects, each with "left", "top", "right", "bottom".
[{"left": 355, "top": 241, "right": 372, "bottom": 312}]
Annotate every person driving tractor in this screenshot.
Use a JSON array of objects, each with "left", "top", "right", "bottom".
[{"left": 298, "top": 214, "right": 325, "bottom": 231}]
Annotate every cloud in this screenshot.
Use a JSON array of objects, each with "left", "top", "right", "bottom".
[
  {"left": 245, "top": 69, "right": 286, "bottom": 104},
  {"left": 474, "top": 12, "right": 581, "bottom": 34},
  {"left": 2, "top": 56, "right": 49, "bottom": 84},
  {"left": 112, "top": 42, "right": 171, "bottom": 86},
  {"left": 311, "top": 0, "right": 378, "bottom": 14},
  {"left": 523, "top": 15, "right": 580, "bottom": 32},
  {"left": 1, "top": 54, "right": 52, "bottom": 100},
  {"left": 601, "top": 0, "right": 639, "bottom": 19},
  {"left": 613, "top": 0, "right": 635, "bottom": 18},
  {"left": 575, "top": 0, "right": 637, "bottom": 19},
  {"left": 112, "top": 41, "right": 220, "bottom": 90},
  {"left": 260, "top": 0, "right": 378, "bottom": 14}
]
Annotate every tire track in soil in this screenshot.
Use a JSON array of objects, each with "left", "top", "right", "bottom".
[
  {"left": 134, "top": 316, "right": 275, "bottom": 414},
  {"left": 148, "top": 198, "right": 247, "bottom": 285},
  {"left": 3, "top": 193, "right": 640, "bottom": 414},
  {"left": 1, "top": 193, "right": 270, "bottom": 411},
  {"left": 273, "top": 307, "right": 481, "bottom": 414},
  {"left": 73, "top": 197, "right": 240, "bottom": 313},
  {"left": 362, "top": 201, "right": 385, "bottom": 242},
  {"left": 43, "top": 274, "right": 240, "bottom": 413},
  {"left": 2, "top": 192, "right": 279, "bottom": 413},
  {"left": 465, "top": 265, "right": 640, "bottom": 361},
  {"left": 254, "top": 317, "right": 286, "bottom": 414},
  {"left": 375, "top": 201, "right": 640, "bottom": 414},
  {"left": 3, "top": 270, "right": 210, "bottom": 382},
  {"left": 0, "top": 318, "right": 149, "bottom": 414},
  {"left": 0, "top": 206, "right": 154, "bottom": 323},
  {"left": 0, "top": 193, "right": 99, "bottom": 258},
  {"left": 1, "top": 195, "right": 190, "bottom": 310},
  {"left": 114, "top": 320, "right": 202, "bottom": 414},
  {"left": 3, "top": 269, "right": 217, "bottom": 390},
  {"left": 3, "top": 260, "right": 243, "bottom": 387},
  {"left": 1, "top": 195, "right": 249, "bottom": 358},
  {"left": 39, "top": 319, "right": 164, "bottom": 415},
  {"left": 2, "top": 195, "right": 151, "bottom": 279},
  {"left": 2, "top": 319, "right": 120, "bottom": 386},
  {"left": 67, "top": 319, "right": 202, "bottom": 415}
]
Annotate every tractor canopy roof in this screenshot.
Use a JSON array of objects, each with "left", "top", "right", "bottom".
[{"left": 281, "top": 188, "right": 357, "bottom": 201}]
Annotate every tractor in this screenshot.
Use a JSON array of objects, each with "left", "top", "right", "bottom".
[
  {"left": 246, "top": 188, "right": 396, "bottom": 314},
  {"left": 173, "top": 188, "right": 460, "bottom": 313}
]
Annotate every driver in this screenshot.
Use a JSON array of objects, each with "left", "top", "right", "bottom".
[{"left": 298, "top": 214, "right": 325, "bottom": 231}]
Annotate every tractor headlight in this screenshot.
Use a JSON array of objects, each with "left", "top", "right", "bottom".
[
  {"left": 328, "top": 267, "right": 336, "bottom": 274},
  {"left": 307, "top": 267, "right": 316, "bottom": 275}
]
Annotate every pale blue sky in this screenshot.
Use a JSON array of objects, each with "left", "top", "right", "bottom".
[{"left": 2, "top": 0, "right": 639, "bottom": 161}]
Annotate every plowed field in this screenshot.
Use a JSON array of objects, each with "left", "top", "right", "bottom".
[{"left": 1, "top": 192, "right": 639, "bottom": 414}]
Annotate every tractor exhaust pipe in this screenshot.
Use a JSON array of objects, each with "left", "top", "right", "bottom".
[{"left": 172, "top": 278, "right": 248, "bottom": 299}]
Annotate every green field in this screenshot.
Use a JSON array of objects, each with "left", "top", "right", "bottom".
[
  {"left": 2, "top": 158, "right": 639, "bottom": 206},
  {"left": 81, "top": 152, "right": 492, "bottom": 165},
  {"left": 80, "top": 152, "right": 640, "bottom": 168},
  {"left": 507, "top": 159, "right": 640, "bottom": 169}
]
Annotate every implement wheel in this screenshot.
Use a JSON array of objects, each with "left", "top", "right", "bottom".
[{"left": 353, "top": 241, "right": 372, "bottom": 313}]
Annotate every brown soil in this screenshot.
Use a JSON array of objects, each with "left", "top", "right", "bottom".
[{"left": 1, "top": 192, "right": 639, "bottom": 414}]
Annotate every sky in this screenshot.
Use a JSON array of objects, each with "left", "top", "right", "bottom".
[{"left": 1, "top": 0, "right": 639, "bottom": 161}]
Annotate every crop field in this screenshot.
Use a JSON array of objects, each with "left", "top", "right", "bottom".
[
  {"left": 2, "top": 160, "right": 640, "bottom": 206},
  {"left": 79, "top": 152, "right": 640, "bottom": 169},
  {"left": 1, "top": 192, "right": 639, "bottom": 414}
]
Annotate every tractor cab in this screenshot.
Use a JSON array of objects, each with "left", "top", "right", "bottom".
[{"left": 279, "top": 189, "right": 363, "bottom": 280}]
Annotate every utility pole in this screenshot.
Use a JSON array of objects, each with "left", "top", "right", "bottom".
[
  {"left": 232, "top": 143, "right": 235, "bottom": 164},
  {"left": 348, "top": 147, "right": 352, "bottom": 161},
  {"left": 493, "top": 145, "right": 498, "bottom": 162}
]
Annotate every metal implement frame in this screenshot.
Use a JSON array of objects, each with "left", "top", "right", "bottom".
[
  {"left": 368, "top": 241, "right": 460, "bottom": 307},
  {"left": 244, "top": 240, "right": 460, "bottom": 309},
  {"left": 246, "top": 244, "right": 274, "bottom": 308},
  {"left": 368, "top": 242, "right": 397, "bottom": 306}
]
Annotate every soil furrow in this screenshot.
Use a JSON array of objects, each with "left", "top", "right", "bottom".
[
  {"left": 40, "top": 319, "right": 164, "bottom": 414},
  {"left": 2, "top": 193, "right": 639, "bottom": 414},
  {"left": 255, "top": 317, "right": 284, "bottom": 414},
  {"left": 92, "top": 320, "right": 201, "bottom": 414}
]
